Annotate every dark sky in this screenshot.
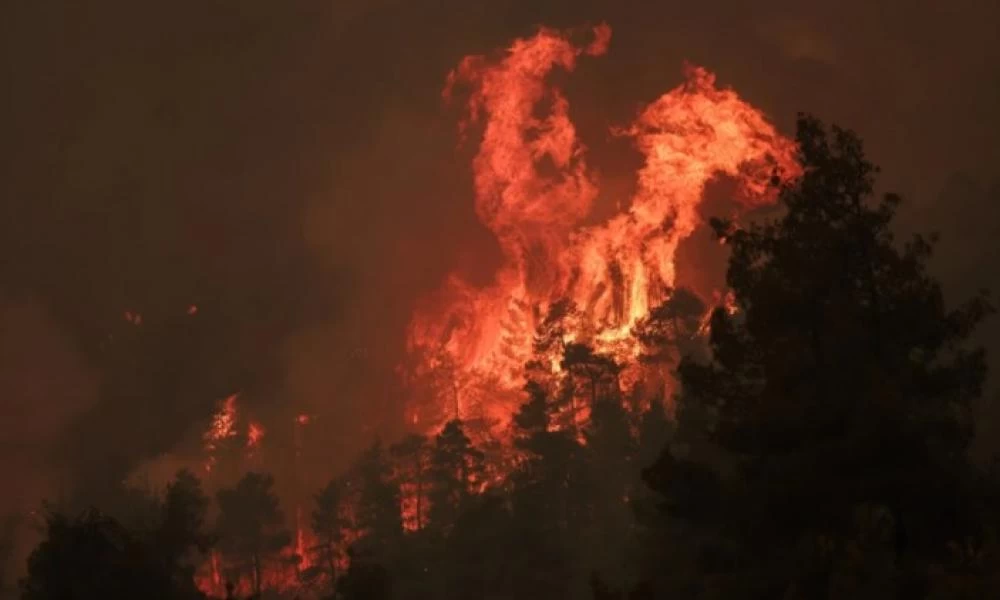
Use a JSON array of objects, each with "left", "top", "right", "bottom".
[{"left": 0, "top": 0, "right": 998, "bottom": 559}]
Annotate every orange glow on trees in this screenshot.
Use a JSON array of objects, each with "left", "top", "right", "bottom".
[{"left": 406, "top": 24, "right": 800, "bottom": 437}]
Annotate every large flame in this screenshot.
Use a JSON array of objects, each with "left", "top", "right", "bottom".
[
  {"left": 406, "top": 24, "right": 800, "bottom": 433},
  {"left": 195, "top": 23, "right": 801, "bottom": 596}
]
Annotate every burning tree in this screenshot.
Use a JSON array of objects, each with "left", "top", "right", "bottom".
[
  {"left": 633, "top": 287, "right": 708, "bottom": 367},
  {"left": 405, "top": 22, "right": 802, "bottom": 440},
  {"left": 390, "top": 434, "right": 432, "bottom": 532}
]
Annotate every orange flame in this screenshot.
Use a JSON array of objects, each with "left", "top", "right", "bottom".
[
  {"left": 203, "top": 393, "right": 239, "bottom": 473},
  {"left": 407, "top": 24, "right": 800, "bottom": 435},
  {"left": 294, "top": 505, "right": 314, "bottom": 571},
  {"left": 246, "top": 421, "right": 265, "bottom": 450}
]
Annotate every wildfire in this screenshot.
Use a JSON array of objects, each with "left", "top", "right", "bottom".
[
  {"left": 246, "top": 421, "right": 265, "bottom": 454},
  {"left": 203, "top": 394, "right": 239, "bottom": 473},
  {"left": 406, "top": 24, "right": 800, "bottom": 435},
  {"left": 198, "top": 23, "right": 802, "bottom": 598},
  {"left": 295, "top": 505, "right": 314, "bottom": 571}
]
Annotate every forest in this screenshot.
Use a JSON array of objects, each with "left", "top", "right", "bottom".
[{"left": 15, "top": 117, "right": 1000, "bottom": 600}]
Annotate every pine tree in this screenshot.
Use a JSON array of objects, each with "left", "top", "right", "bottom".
[
  {"left": 352, "top": 440, "right": 402, "bottom": 564},
  {"left": 312, "top": 477, "right": 346, "bottom": 595},
  {"left": 215, "top": 472, "right": 290, "bottom": 597},
  {"left": 644, "top": 115, "right": 994, "bottom": 597},
  {"left": 157, "top": 469, "right": 211, "bottom": 595},
  {"left": 507, "top": 383, "right": 583, "bottom": 598},
  {"left": 428, "top": 420, "right": 484, "bottom": 534},
  {"left": 633, "top": 287, "right": 707, "bottom": 366}
]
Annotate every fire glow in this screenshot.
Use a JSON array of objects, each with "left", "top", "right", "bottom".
[
  {"left": 194, "top": 22, "right": 801, "bottom": 597},
  {"left": 405, "top": 23, "right": 800, "bottom": 435}
]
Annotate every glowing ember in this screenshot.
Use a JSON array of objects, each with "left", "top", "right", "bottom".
[
  {"left": 187, "top": 304, "right": 199, "bottom": 315},
  {"left": 406, "top": 24, "right": 800, "bottom": 435}
]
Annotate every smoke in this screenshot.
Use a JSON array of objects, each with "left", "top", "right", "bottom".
[
  {"left": 0, "top": 0, "right": 997, "bottom": 582},
  {"left": 0, "top": 298, "right": 98, "bottom": 588}
]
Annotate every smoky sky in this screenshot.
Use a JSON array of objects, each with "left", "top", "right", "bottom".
[{"left": 1, "top": 0, "right": 998, "bottom": 529}]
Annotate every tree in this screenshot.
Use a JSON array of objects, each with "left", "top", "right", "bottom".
[
  {"left": 441, "top": 492, "right": 515, "bottom": 600},
  {"left": 20, "top": 509, "right": 180, "bottom": 600},
  {"left": 506, "top": 383, "right": 585, "bottom": 599},
  {"left": 311, "top": 477, "right": 346, "bottom": 595},
  {"left": 157, "top": 469, "right": 212, "bottom": 595},
  {"left": 428, "top": 420, "right": 484, "bottom": 534},
  {"left": 582, "top": 398, "right": 638, "bottom": 588},
  {"left": 644, "top": 115, "right": 993, "bottom": 596},
  {"left": 215, "top": 472, "right": 290, "bottom": 597},
  {"left": 352, "top": 441, "right": 402, "bottom": 564},
  {"left": 390, "top": 434, "right": 431, "bottom": 532},
  {"left": 532, "top": 299, "right": 579, "bottom": 360},
  {"left": 633, "top": 288, "right": 707, "bottom": 365},
  {"left": 560, "top": 343, "right": 621, "bottom": 437}
]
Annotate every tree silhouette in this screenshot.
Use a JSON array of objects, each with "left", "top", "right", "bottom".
[
  {"left": 561, "top": 343, "right": 621, "bottom": 406},
  {"left": 644, "top": 114, "right": 994, "bottom": 597},
  {"left": 311, "top": 477, "right": 346, "bottom": 596},
  {"left": 441, "top": 492, "right": 514, "bottom": 600},
  {"left": 507, "top": 383, "right": 584, "bottom": 598},
  {"left": 582, "top": 398, "right": 637, "bottom": 588},
  {"left": 633, "top": 288, "right": 707, "bottom": 365},
  {"left": 559, "top": 343, "right": 621, "bottom": 438},
  {"left": 352, "top": 440, "right": 402, "bottom": 567},
  {"left": 215, "top": 472, "right": 290, "bottom": 597},
  {"left": 428, "top": 420, "right": 484, "bottom": 534},
  {"left": 390, "top": 434, "right": 431, "bottom": 532},
  {"left": 156, "top": 469, "right": 212, "bottom": 596},
  {"left": 20, "top": 509, "right": 178, "bottom": 600}
]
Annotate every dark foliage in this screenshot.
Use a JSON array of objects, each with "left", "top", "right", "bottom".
[
  {"left": 643, "top": 115, "right": 996, "bottom": 597},
  {"left": 20, "top": 509, "right": 197, "bottom": 600}
]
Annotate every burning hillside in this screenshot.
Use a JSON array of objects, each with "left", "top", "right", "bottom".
[
  {"left": 161, "top": 22, "right": 804, "bottom": 599},
  {"left": 404, "top": 23, "right": 800, "bottom": 438}
]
